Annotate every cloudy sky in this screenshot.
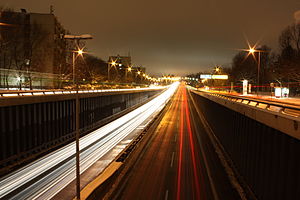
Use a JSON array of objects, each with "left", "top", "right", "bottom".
[{"left": 1, "top": 0, "right": 299, "bottom": 75}]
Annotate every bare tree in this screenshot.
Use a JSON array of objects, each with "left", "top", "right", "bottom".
[
  {"left": 0, "top": 9, "right": 25, "bottom": 89},
  {"left": 276, "top": 23, "right": 300, "bottom": 84}
]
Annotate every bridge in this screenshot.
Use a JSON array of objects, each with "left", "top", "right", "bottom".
[{"left": 0, "top": 82, "right": 299, "bottom": 200}]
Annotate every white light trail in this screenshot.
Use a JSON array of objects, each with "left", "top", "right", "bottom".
[{"left": 0, "top": 82, "right": 179, "bottom": 199}]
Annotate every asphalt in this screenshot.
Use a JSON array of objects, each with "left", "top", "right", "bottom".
[{"left": 109, "top": 83, "right": 241, "bottom": 200}]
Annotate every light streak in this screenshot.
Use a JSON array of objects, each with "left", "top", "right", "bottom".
[
  {"left": 177, "top": 85, "right": 184, "bottom": 200},
  {"left": 0, "top": 82, "right": 179, "bottom": 199},
  {"left": 183, "top": 87, "right": 201, "bottom": 199}
]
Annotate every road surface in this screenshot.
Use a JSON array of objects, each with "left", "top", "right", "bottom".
[{"left": 110, "top": 83, "right": 241, "bottom": 200}]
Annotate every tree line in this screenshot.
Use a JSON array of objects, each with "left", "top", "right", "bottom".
[
  {"left": 230, "top": 23, "right": 300, "bottom": 95},
  {"left": 188, "top": 22, "right": 300, "bottom": 96}
]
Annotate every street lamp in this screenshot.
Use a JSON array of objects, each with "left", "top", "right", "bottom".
[
  {"left": 246, "top": 46, "right": 262, "bottom": 95},
  {"left": 64, "top": 34, "right": 92, "bottom": 85},
  {"left": 125, "top": 66, "right": 132, "bottom": 82},
  {"left": 108, "top": 57, "right": 119, "bottom": 81},
  {"left": 77, "top": 49, "right": 83, "bottom": 56},
  {"left": 215, "top": 66, "right": 221, "bottom": 73},
  {"left": 72, "top": 47, "right": 86, "bottom": 84},
  {"left": 239, "top": 42, "right": 265, "bottom": 95},
  {"left": 64, "top": 34, "right": 93, "bottom": 200},
  {"left": 249, "top": 48, "right": 255, "bottom": 54}
]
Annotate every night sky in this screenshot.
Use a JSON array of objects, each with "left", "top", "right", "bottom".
[{"left": 1, "top": 0, "right": 299, "bottom": 76}]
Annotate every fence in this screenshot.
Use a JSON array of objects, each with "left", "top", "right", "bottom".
[{"left": 0, "top": 68, "right": 59, "bottom": 90}]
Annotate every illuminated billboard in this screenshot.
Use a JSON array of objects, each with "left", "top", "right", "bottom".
[
  {"left": 200, "top": 74, "right": 228, "bottom": 80},
  {"left": 200, "top": 74, "right": 212, "bottom": 79},
  {"left": 211, "top": 75, "right": 228, "bottom": 80}
]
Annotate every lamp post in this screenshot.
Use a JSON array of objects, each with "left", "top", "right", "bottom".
[
  {"left": 136, "top": 70, "right": 141, "bottom": 83},
  {"left": 108, "top": 60, "right": 117, "bottom": 81},
  {"left": 126, "top": 66, "right": 132, "bottom": 82},
  {"left": 72, "top": 48, "right": 84, "bottom": 85},
  {"left": 64, "top": 34, "right": 92, "bottom": 200},
  {"left": 64, "top": 34, "right": 93, "bottom": 85},
  {"left": 247, "top": 47, "right": 262, "bottom": 95},
  {"left": 214, "top": 66, "right": 221, "bottom": 74},
  {"left": 239, "top": 43, "right": 265, "bottom": 96}
]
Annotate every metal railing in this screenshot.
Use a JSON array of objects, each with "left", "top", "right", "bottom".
[
  {"left": 194, "top": 89, "right": 300, "bottom": 118},
  {"left": 190, "top": 89, "right": 300, "bottom": 200},
  {"left": 0, "top": 86, "right": 167, "bottom": 98}
]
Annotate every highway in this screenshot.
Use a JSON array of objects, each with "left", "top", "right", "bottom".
[
  {"left": 0, "top": 83, "right": 178, "bottom": 200},
  {"left": 109, "top": 83, "right": 241, "bottom": 200}
]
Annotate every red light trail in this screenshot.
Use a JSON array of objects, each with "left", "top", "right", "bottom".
[
  {"left": 177, "top": 87, "right": 184, "bottom": 200},
  {"left": 177, "top": 84, "right": 202, "bottom": 200}
]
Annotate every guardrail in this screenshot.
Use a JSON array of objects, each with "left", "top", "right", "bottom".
[
  {"left": 195, "top": 89, "right": 300, "bottom": 118},
  {"left": 0, "top": 86, "right": 166, "bottom": 98}
]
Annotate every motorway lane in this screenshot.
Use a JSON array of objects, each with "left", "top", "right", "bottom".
[
  {"left": 111, "top": 82, "right": 183, "bottom": 200},
  {"left": 111, "top": 83, "right": 240, "bottom": 200}
]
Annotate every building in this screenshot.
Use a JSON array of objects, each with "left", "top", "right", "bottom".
[
  {"left": 108, "top": 55, "right": 132, "bottom": 69},
  {"left": 108, "top": 55, "right": 132, "bottom": 82},
  {"left": 0, "top": 8, "right": 68, "bottom": 89},
  {"left": 107, "top": 55, "right": 147, "bottom": 83}
]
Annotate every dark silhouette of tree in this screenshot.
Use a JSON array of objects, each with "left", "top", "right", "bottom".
[
  {"left": 75, "top": 54, "right": 107, "bottom": 86},
  {"left": 231, "top": 51, "right": 257, "bottom": 83},
  {"left": 0, "top": 8, "right": 25, "bottom": 88},
  {"left": 275, "top": 24, "right": 300, "bottom": 84},
  {"left": 230, "top": 45, "right": 271, "bottom": 90},
  {"left": 0, "top": 8, "right": 53, "bottom": 89}
]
